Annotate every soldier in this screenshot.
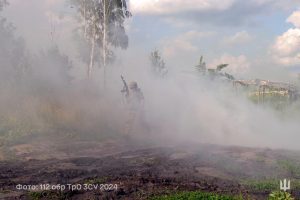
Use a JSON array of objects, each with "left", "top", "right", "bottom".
[
  {"left": 127, "top": 81, "right": 144, "bottom": 108},
  {"left": 121, "top": 76, "right": 144, "bottom": 136}
]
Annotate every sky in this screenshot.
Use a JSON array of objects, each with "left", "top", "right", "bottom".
[{"left": 2, "top": 0, "right": 300, "bottom": 80}]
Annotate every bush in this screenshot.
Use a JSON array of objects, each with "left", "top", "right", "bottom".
[
  {"left": 151, "top": 191, "right": 242, "bottom": 200},
  {"left": 268, "top": 191, "right": 294, "bottom": 200}
]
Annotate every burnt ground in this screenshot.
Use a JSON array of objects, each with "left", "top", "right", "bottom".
[{"left": 0, "top": 136, "right": 300, "bottom": 200}]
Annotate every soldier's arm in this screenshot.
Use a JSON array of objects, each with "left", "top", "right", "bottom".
[
  {"left": 139, "top": 90, "right": 145, "bottom": 107},
  {"left": 140, "top": 91, "right": 144, "bottom": 100}
]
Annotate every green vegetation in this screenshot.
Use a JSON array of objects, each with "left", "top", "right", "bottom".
[
  {"left": 0, "top": 116, "right": 39, "bottom": 144},
  {"left": 195, "top": 56, "right": 206, "bottom": 76},
  {"left": 243, "top": 179, "right": 300, "bottom": 192},
  {"left": 150, "top": 191, "right": 242, "bottom": 200},
  {"left": 0, "top": 189, "right": 12, "bottom": 194},
  {"left": 216, "top": 64, "right": 229, "bottom": 72},
  {"left": 243, "top": 180, "right": 279, "bottom": 191},
  {"left": 268, "top": 191, "right": 294, "bottom": 200},
  {"left": 84, "top": 177, "right": 108, "bottom": 184},
  {"left": 28, "top": 191, "right": 44, "bottom": 200},
  {"left": 28, "top": 191, "right": 72, "bottom": 200},
  {"left": 248, "top": 92, "right": 290, "bottom": 110},
  {"left": 150, "top": 49, "right": 168, "bottom": 77},
  {"left": 278, "top": 160, "right": 300, "bottom": 177}
]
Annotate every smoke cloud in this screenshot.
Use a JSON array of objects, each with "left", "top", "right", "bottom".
[{"left": 0, "top": 0, "right": 300, "bottom": 163}]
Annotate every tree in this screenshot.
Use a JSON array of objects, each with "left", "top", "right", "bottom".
[
  {"left": 195, "top": 56, "right": 206, "bottom": 75},
  {"left": 0, "top": 0, "right": 30, "bottom": 86},
  {"left": 216, "top": 64, "right": 228, "bottom": 72},
  {"left": 205, "top": 63, "right": 235, "bottom": 81},
  {"left": 0, "top": 0, "right": 8, "bottom": 12},
  {"left": 35, "top": 46, "right": 73, "bottom": 84},
  {"left": 71, "top": 0, "right": 131, "bottom": 83},
  {"left": 150, "top": 50, "right": 168, "bottom": 77}
]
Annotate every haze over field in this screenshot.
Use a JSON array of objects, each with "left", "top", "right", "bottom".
[{"left": 1, "top": 0, "right": 300, "bottom": 154}]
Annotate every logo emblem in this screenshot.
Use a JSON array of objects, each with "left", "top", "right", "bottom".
[{"left": 280, "top": 179, "right": 291, "bottom": 191}]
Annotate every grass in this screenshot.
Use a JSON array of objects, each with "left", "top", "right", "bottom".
[
  {"left": 84, "top": 177, "right": 108, "bottom": 184},
  {"left": 277, "top": 160, "right": 300, "bottom": 178},
  {"left": 28, "top": 191, "right": 44, "bottom": 200},
  {"left": 242, "top": 180, "right": 279, "bottom": 191},
  {"left": 0, "top": 116, "right": 39, "bottom": 143},
  {"left": 28, "top": 190, "right": 74, "bottom": 200},
  {"left": 0, "top": 98, "right": 120, "bottom": 147},
  {"left": 242, "top": 179, "right": 300, "bottom": 192},
  {"left": 0, "top": 189, "right": 12, "bottom": 194},
  {"left": 150, "top": 191, "right": 243, "bottom": 200},
  {"left": 268, "top": 191, "right": 294, "bottom": 200},
  {"left": 247, "top": 92, "right": 291, "bottom": 110}
]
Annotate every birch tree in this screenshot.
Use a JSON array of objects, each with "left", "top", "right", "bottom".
[{"left": 71, "top": 0, "right": 131, "bottom": 82}]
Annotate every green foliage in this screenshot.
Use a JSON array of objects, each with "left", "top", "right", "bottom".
[
  {"left": 268, "top": 191, "right": 294, "bottom": 200},
  {"left": 195, "top": 56, "right": 206, "bottom": 75},
  {"left": 278, "top": 160, "right": 300, "bottom": 177},
  {"left": 151, "top": 191, "right": 242, "bottom": 200},
  {"left": 28, "top": 191, "right": 70, "bottom": 200},
  {"left": 0, "top": 116, "right": 37, "bottom": 142},
  {"left": 243, "top": 179, "right": 300, "bottom": 192},
  {"left": 36, "top": 45, "right": 73, "bottom": 84},
  {"left": 84, "top": 177, "right": 108, "bottom": 184},
  {"left": 247, "top": 92, "right": 291, "bottom": 110},
  {"left": 150, "top": 50, "right": 168, "bottom": 77},
  {"left": 71, "top": 0, "right": 131, "bottom": 64},
  {"left": 0, "top": 0, "right": 8, "bottom": 12},
  {"left": 0, "top": 14, "right": 30, "bottom": 86},
  {"left": 224, "top": 72, "right": 235, "bottom": 80},
  {"left": 28, "top": 191, "right": 44, "bottom": 200},
  {"left": 198, "top": 61, "right": 234, "bottom": 81},
  {"left": 216, "top": 64, "right": 229, "bottom": 72},
  {"left": 207, "top": 68, "right": 217, "bottom": 79},
  {"left": 243, "top": 180, "right": 279, "bottom": 191}
]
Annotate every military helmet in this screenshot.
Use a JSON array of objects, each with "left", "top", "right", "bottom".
[{"left": 129, "top": 81, "right": 138, "bottom": 89}]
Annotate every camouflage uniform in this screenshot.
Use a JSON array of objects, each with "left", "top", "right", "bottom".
[{"left": 123, "top": 81, "right": 144, "bottom": 135}]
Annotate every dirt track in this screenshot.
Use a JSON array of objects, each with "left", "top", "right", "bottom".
[{"left": 1, "top": 139, "right": 300, "bottom": 200}]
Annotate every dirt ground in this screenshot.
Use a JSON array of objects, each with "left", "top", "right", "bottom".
[{"left": 0, "top": 136, "right": 300, "bottom": 200}]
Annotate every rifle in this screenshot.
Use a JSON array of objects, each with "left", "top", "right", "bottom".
[{"left": 121, "top": 75, "right": 129, "bottom": 97}]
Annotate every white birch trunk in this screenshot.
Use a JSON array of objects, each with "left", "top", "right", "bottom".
[
  {"left": 83, "top": 0, "right": 87, "bottom": 38},
  {"left": 88, "top": 25, "right": 96, "bottom": 79},
  {"left": 102, "top": 0, "right": 107, "bottom": 88}
]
